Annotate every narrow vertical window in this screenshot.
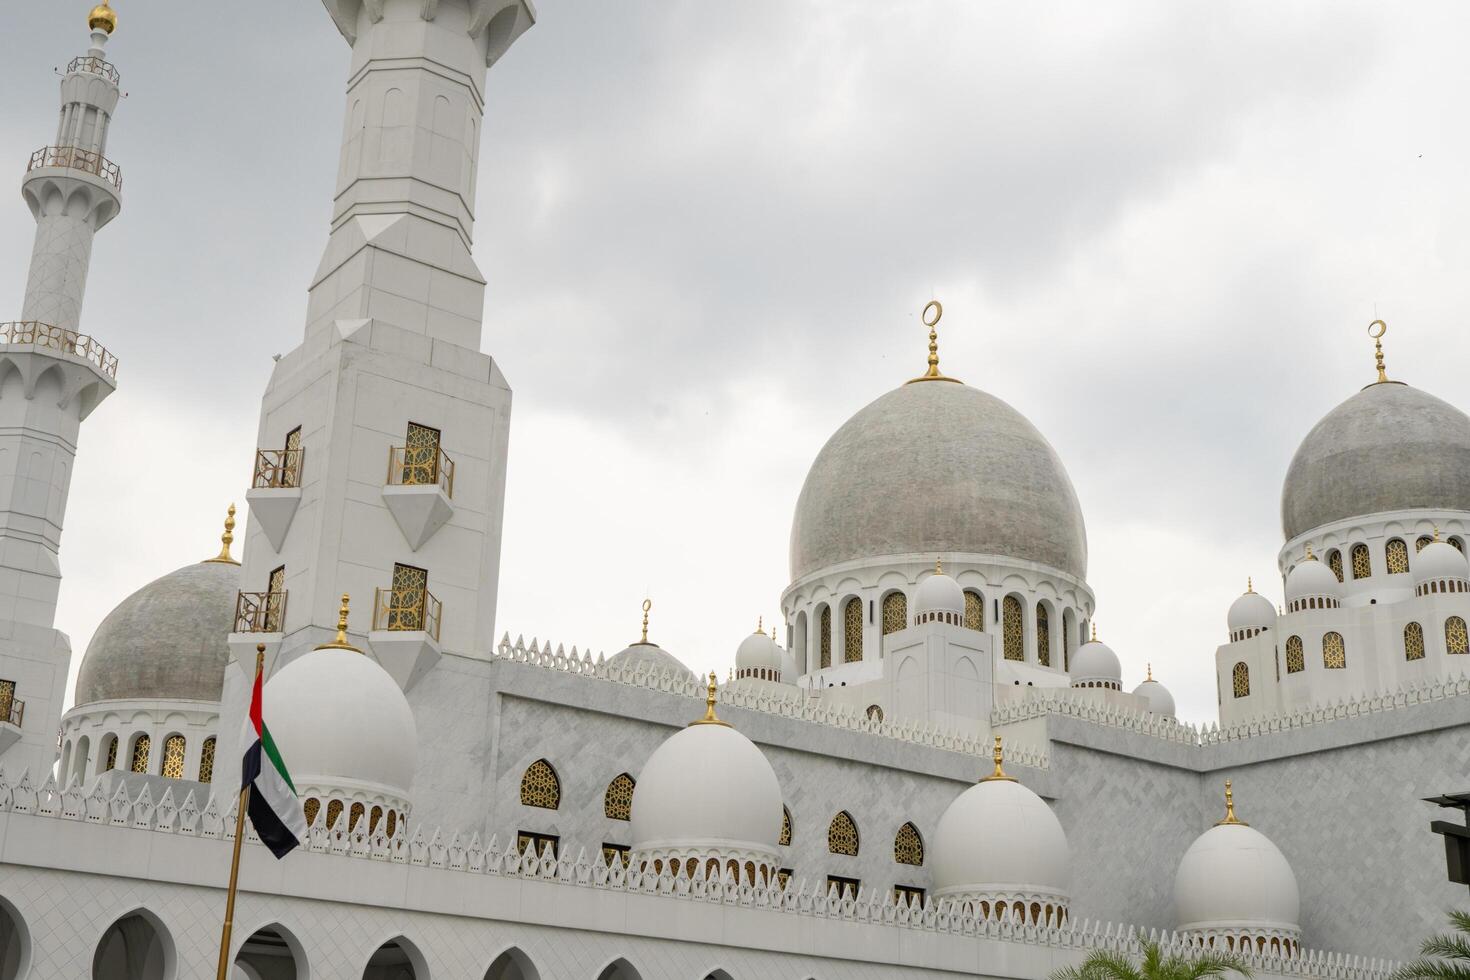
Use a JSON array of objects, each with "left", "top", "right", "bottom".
[
  {"left": 1447, "top": 617, "right": 1469, "bottom": 655},
  {"left": 1351, "top": 544, "right": 1372, "bottom": 580},
  {"left": 843, "top": 597, "right": 863, "bottom": 663},
  {"left": 819, "top": 606, "right": 831, "bottom": 668},
  {"left": 198, "top": 736, "right": 216, "bottom": 782},
  {"left": 881, "top": 592, "right": 907, "bottom": 635},
  {"left": 266, "top": 564, "right": 286, "bottom": 632},
  {"left": 1327, "top": 550, "right": 1344, "bottom": 583},
  {"left": 282, "top": 425, "right": 303, "bottom": 488},
  {"left": 129, "top": 734, "right": 150, "bottom": 773},
  {"left": 1231, "top": 662, "right": 1249, "bottom": 698},
  {"left": 1323, "top": 631, "right": 1347, "bottom": 668},
  {"left": 1404, "top": 622, "right": 1426, "bottom": 661},
  {"left": 1035, "top": 603, "right": 1051, "bottom": 667},
  {"left": 1386, "top": 539, "right": 1410, "bottom": 575},
  {"left": 401, "top": 421, "right": 442, "bottom": 486},
  {"left": 388, "top": 562, "right": 428, "bottom": 630},
  {"left": 104, "top": 735, "right": 118, "bottom": 771},
  {"left": 780, "top": 806, "right": 793, "bottom": 846},
  {"left": 1002, "top": 596, "right": 1024, "bottom": 662},
  {"left": 161, "top": 734, "right": 186, "bottom": 779},
  {"left": 963, "top": 591, "right": 984, "bottom": 631}
]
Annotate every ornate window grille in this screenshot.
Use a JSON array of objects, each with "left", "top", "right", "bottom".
[
  {"left": 894, "top": 822, "right": 924, "bottom": 866},
  {"left": 252, "top": 428, "right": 304, "bottom": 489},
  {"left": 387, "top": 422, "right": 455, "bottom": 497},
  {"left": 865, "top": 704, "right": 883, "bottom": 723},
  {"left": 819, "top": 606, "right": 832, "bottom": 669},
  {"left": 780, "top": 806, "right": 793, "bottom": 846},
  {"left": 373, "top": 563, "right": 442, "bottom": 641},
  {"left": 1418, "top": 535, "right": 1434, "bottom": 553},
  {"left": 303, "top": 797, "right": 320, "bottom": 827},
  {"left": 197, "top": 736, "right": 216, "bottom": 782},
  {"left": 234, "top": 583, "right": 287, "bottom": 634},
  {"left": 1323, "top": 631, "right": 1347, "bottom": 669},
  {"left": 881, "top": 592, "right": 907, "bottom": 635},
  {"left": 894, "top": 884, "right": 926, "bottom": 907},
  {"left": 0, "top": 679, "right": 16, "bottom": 726},
  {"left": 828, "top": 811, "right": 859, "bottom": 856},
  {"left": 129, "top": 734, "right": 150, "bottom": 774},
  {"left": 349, "top": 802, "right": 365, "bottom": 832},
  {"left": 963, "top": 591, "right": 984, "bottom": 631},
  {"left": 1448, "top": 617, "right": 1470, "bottom": 656},
  {"left": 826, "top": 874, "right": 860, "bottom": 899},
  {"left": 1350, "top": 544, "right": 1372, "bottom": 580},
  {"left": 325, "top": 799, "right": 344, "bottom": 830},
  {"left": 1327, "top": 550, "right": 1344, "bottom": 583},
  {"left": 1036, "top": 603, "right": 1051, "bottom": 667},
  {"left": 104, "top": 736, "right": 117, "bottom": 771},
  {"left": 386, "top": 810, "right": 398, "bottom": 838},
  {"left": 843, "top": 597, "right": 863, "bottom": 663},
  {"left": 604, "top": 773, "right": 634, "bottom": 821},
  {"left": 517, "top": 831, "right": 559, "bottom": 859},
  {"left": 1386, "top": 539, "right": 1410, "bottom": 574},
  {"left": 601, "top": 844, "right": 631, "bottom": 868},
  {"left": 520, "top": 759, "right": 560, "bottom": 809},
  {"left": 1405, "top": 622, "right": 1426, "bottom": 661},
  {"left": 369, "top": 805, "right": 384, "bottom": 835},
  {"left": 1231, "top": 662, "right": 1250, "bottom": 698},
  {"left": 1002, "top": 596, "right": 1024, "bottom": 662},
  {"left": 161, "top": 734, "right": 186, "bottom": 779}
]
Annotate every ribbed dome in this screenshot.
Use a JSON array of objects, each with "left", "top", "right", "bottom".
[
  {"left": 607, "top": 642, "right": 696, "bottom": 682},
  {"left": 1282, "top": 383, "right": 1470, "bottom": 541},
  {"left": 74, "top": 560, "right": 239, "bottom": 706},
  {"left": 790, "top": 382, "right": 1087, "bottom": 581}
]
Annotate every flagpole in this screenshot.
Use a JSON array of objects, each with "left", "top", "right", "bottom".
[{"left": 216, "top": 644, "right": 263, "bottom": 980}]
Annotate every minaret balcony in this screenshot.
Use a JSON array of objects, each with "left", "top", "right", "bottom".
[
  {"left": 66, "top": 55, "right": 119, "bottom": 84},
  {"left": 227, "top": 592, "right": 287, "bottom": 681},
  {"left": 371, "top": 586, "right": 441, "bottom": 640},
  {"left": 252, "top": 448, "right": 303, "bottom": 490},
  {"left": 386, "top": 445, "right": 455, "bottom": 497},
  {"left": 0, "top": 679, "right": 24, "bottom": 755},
  {"left": 368, "top": 586, "right": 442, "bottom": 692},
  {"left": 246, "top": 448, "right": 305, "bottom": 552},
  {"left": 382, "top": 445, "right": 455, "bottom": 551},
  {"left": 28, "top": 145, "right": 121, "bottom": 191},
  {"left": 0, "top": 321, "right": 118, "bottom": 378}
]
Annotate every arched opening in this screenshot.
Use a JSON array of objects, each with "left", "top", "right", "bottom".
[
  {"left": 161, "top": 734, "right": 186, "bottom": 779},
  {"left": 703, "top": 971, "right": 735, "bottom": 980},
  {"left": 1001, "top": 596, "right": 1024, "bottom": 661},
  {"left": 101, "top": 733, "right": 118, "bottom": 774},
  {"left": 1452, "top": 536, "right": 1466, "bottom": 554},
  {"left": 818, "top": 604, "right": 832, "bottom": 669},
  {"left": 485, "top": 946, "right": 540, "bottom": 980},
  {"left": 129, "top": 733, "right": 151, "bottom": 774},
  {"left": 1350, "top": 543, "right": 1371, "bottom": 579},
  {"left": 0, "top": 895, "right": 29, "bottom": 980},
  {"left": 233, "top": 923, "right": 306, "bottom": 980},
  {"left": 1448, "top": 617, "right": 1469, "bottom": 656},
  {"left": 1418, "top": 534, "right": 1434, "bottom": 553},
  {"left": 1231, "top": 662, "right": 1250, "bottom": 698},
  {"left": 827, "top": 810, "right": 859, "bottom": 855},
  {"left": 963, "top": 590, "right": 984, "bottom": 631},
  {"left": 780, "top": 805, "right": 793, "bottom": 846},
  {"left": 1062, "top": 607, "right": 1076, "bottom": 671},
  {"left": 92, "top": 908, "right": 175, "bottom": 980},
  {"left": 594, "top": 958, "right": 641, "bottom": 980},
  {"left": 73, "top": 734, "right": 91, "bottom": 785},
  {"left": 1386, "top": 538, "right": 1410, "bottom": 574},
  {"left": 880, "top": 591, "right": 907, "bottom": 636},
  {"left": 1405, "top": 622, "right": 1426, "bottom": 661},
  {"left": 199, "top": 736, "right": 217, "bottom": 782},
  {"left": 362, "top": 937, "right": 427, "bottom": 980},
  {"left": 1323, "top": 631, "right": 1347, "bottom": 669},
  {"left": 519, "top": 759, "right": 560, "bottom": 809},
  {"left": 1035, "top": 602, "right": 1051, "bottom": 667},
  {"left": 793, "top": 611, "right": 808, "bottom": 674},
  {"left": 604, "top": 773, "right": 634, "bottom": 820},
  {"left": 894, "top": 821, "right": 923, "bottom": 866},
  {"left": 1326, "top": 549, "right": 1343, "bottom": 583},
  {"left": 842, "top": 597, "right": 863, "bottom": 663}
]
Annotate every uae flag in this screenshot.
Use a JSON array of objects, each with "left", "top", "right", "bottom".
[{"left": 242, "top": 661, "right": 307, "bottom": 858}]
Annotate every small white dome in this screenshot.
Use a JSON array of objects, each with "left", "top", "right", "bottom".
[
  {"left": 264, "top": 646, "right": 417, "bottom": 807},
  {"left": 1415, "top": 540, "right": 1469, "bottom": 586},
  {"left": 1132, "top": 675, "right": 1176, "bottom": 718},
  {"left": 735, "top": 628, "right": 782, "bottom": 673},
  {"left": 915, "top": 570, "right": 964, "bottom": 615},
  {"left": 607, "top": 641, "right": 697, "bottom": 682},
  {"left": 932, "top": 767, "right": 1070, "bottom": 906},
  {"left": 1070, "top": 635, "right": 1121, "bottom": 687},
  {"left": 630, "top": 707, "right": 783, "bottom": 865},
  {"left": 1284, "top": 554, "right": 1341, "bottom": 603},
  {"left": 1175, "top": 793, "right": 1300, "bottom": 940},
  {"left": 1227, "top": 588, "right": 1277, "bottom": 635}
]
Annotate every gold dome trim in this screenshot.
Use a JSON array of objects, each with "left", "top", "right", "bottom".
[
  {"left": 203, "top": 503, "right": 240, "bottom": 565},
  {"left": 314, "top": 593, "right": 362, "bottom": 653},
  {"left": 905, "top": 300, "right": 962, "bottom": 385},
  {"left": 688, "top": 671, "right": 731, "bottom": 728}
]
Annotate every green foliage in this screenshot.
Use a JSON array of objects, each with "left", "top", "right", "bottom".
[
  {"left": 1392, "top": 910, "right": 1470, "bottom": 980},
  {"left": 1051, "top": 940, "right": 1252, "bottom": 980}
]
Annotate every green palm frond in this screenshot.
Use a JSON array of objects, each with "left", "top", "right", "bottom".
[
  {"left": 1391, "top": 958, "right": 1470, "bottom": 980},
  {"left": 1388, "top": 909, "right": 1470, "bottom": 980},
  {"left": 1051, "top": 941, "right": 1249, "bottom": 980},
  {"left": 1422, "top": 936, "right": 1470, "bottom": 963}
]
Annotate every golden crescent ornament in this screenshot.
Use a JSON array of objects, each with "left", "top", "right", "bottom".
[
  {"left": 1368, "top": 319, "right": 1387, "bottom": 339},
  {"left": 922, "top": 300, "right": 943, "bottom": 327}
]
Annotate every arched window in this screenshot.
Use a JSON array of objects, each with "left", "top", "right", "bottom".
[
  {"left": 1327, "top": 549, "right": 1344, "bottom": 583},
  {"left": 963, "top": 591, "right": 984, "bottom": 631},
  {"left": 129, "top": 734, "right": 150, "bottom": 774},
  {"left": 520, "top": 759, "right": 560, "bottom": 809},
  {"left": 1418, "top": 535, "right": 1435, "bottom": 553},
  {"left": 779, "top": 805, "right": 793, "bottom": 846},
  {"left": 1350, "top": 543, "right": 1371, "bottom": 579},
  {"left": 161, "top": 734, "right": 186, "bottom": 779},
  {"left": 303, "top": 797, "right": 320, "bottom": 826},
  {"left": 1405, "top": 622, "right": 1426, "bottom": 661},
  {"left": 1231, "top": 662, "right": 1249, "bottom": 698},
  {"left": 881, "top": 591, "right": 907, "bottom": 635},
  {"left": 325, "top": 799, "right": 343, "bottom": 829},
  {"left": 1453, "top": 537, "right": 1467, "bottom": 554},
  {"left": 894, "top": 821, "right": 924, "bottom": 865},
  {"left": 1036, "top": 603, "right": 1051, "bottom": 667},
  {"left": 1002, "top": 596, "right": 1024, "bottom": 661},
  {"left": 819, "top": 606, "right": 832, "bottom": 669},
  {"left": 828, "top": 811, "right": 859, "bottom": 855},
  {"left": 1323, "top": 631, "right": 1346, "bottom": 669},
  {"left": 843, "top": 597, "right": 863, "bottom": 663},
  {"left": 1448, "top": 617, "right": 1470, "bottom": 655},
  {"left": 103, "top": 735, "right": 118, "bottom": 773},
  {"left": 865, "top": 704, "right": 884, "bottom": 722},
  {"left": 1386, "top": 538, "right": 1410, "bottom": 574},
  {"left": 349, "top": 801, "right": 365, "bottom": 831},
  {"left": 198, "top": 736, "right": 216, "bottom": 783},
  {"left": 604, "top": 773, "right": 635, "bottom": 820}
]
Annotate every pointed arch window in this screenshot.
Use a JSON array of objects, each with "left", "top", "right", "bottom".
[
  {"left": 843, "top": 597, "right": 863, "bottom": 663},
  {"left": 1327, "top": 550, "right": 1344, "bottom": 583},
  {"left": 104, "top": 735, "right": 118, "bottom": 771},
  {"left": 1002, "top": 596, "right": 1024, "bottom": 662},
  {"left": 303, "top": 797, "right": 320, "bottom": 827},
  {"left": 1323, "top": 631, "right": 1347, "bottom": 669},
  {"left": 881, "top": 592, "right": 907, "bottom": 635},
  {"left": 161, "top": 734, "right": 186, "bottom": 779},
  {"left": 780, "top": 806, "right": 792, "bottom": 846},
  {"left": 129, "top": 734, "right": 150, "bottom": 774},
  {"left": 1231, "top": 662, "right": 1250, "bottom": 698},
  {"left": 197, "top": 736, "right": 216, "bottom": 783},
  {"left": 1448, "top": 617, "right": 1469, "bottom": 656},
  {"left": 349, "top": 801, "right": 365, "bottom": 832},
  {"left": 1036, "top": 604, "right": 1051, "bottom": 667},
  {"left": 819, "top": 606, "right": 832, "bottom": 669},
  {"left": 604, "top": 772, "right": 635, "bottom": 821},
  {"left": 326, "top": 799, "right": 343, "bottom": 829},
  {"left": 963, "top": 591, "right": 984, "bottom": 631},
  {"left": 828, "top": 811, "right": 859, "bottom": 855},
  {"left": 1405, "top": 622, "right": 1426, "bottom": 661},
  {"left": 894, "top": 821, "right": 924, "bottom": 866},
  {"left": 1350, "top": 543, "right": 1372, "bottom": 580},
  {"left": 1386, "top": 538, "right": 1410, "bottom": 575},
  {"left": 520, "top": 759, "right": 560, "bottom": 809}
]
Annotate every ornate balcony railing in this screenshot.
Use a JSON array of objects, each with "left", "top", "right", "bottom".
[
  {"left": 28, "top": 145, "right": 122, "bottom": 190},
  {"left": 253, "top": 448, "right": 304, "bottom": 489},
  {"left": 386, "top": 445, "right": 454, "bottom": 497},
  {"left": 373, "top": 586, "right": 442, "bottom": 641},
  {"left": 0, "top": 321, "right": 118, "bottom": 378},
  {"left": 67, "top": 55, "right": 119, "bottom": 84},
  {"left": 234, "top": 591, "right": 287, "bottom": 633},
  {"left": 0, "top": 679, "right": 21, "bottom": 728}
]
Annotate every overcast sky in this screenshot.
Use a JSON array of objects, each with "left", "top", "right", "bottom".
[{"left": 3, "top": 1, "right": 1469, "bottom": 725}]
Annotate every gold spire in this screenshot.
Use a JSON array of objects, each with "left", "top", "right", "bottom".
[
  {"left": 689, "top": 671, "right": 731, "bottom": 727},
  {"left": 1090, "top": 622, "right": 1097, "bottom": 642},
  {"left": 981, "top": 735, "right": 1017, "bottom": 782},
  {"left": 1215, "top": 779, "right": 1248, "bottom": 826},
  {"left": 88, "top": 1, "right": 117, "bottom": 34},
  {"left": 756, "top": 615, "right": 764, "bottom": 636},
  {"left": 1368, "top": 319, "right": 1389, "bottom": 384},
  {"left": 204, "top": 504, "right": 240, "bottom": 564},
  {"left": 1246, "top": 576, "right": 1253, "bottom": 594},
  {"left": 639, "top": 598, "right": 651, "bottom": 644},
  {"left": 1304, "top": 543, "right": 1315, "bottom": 561},
  {"left": 314, "top": 593, "right": 361, "bottom": 652},
  {"left": 1435, "top": 526, "right": 1442, "bottom": 543},
  {"left": 935, "top": 557, "right": 944, "bottom": 575},
  {"left": 1146, "top": 662, "right": 1154, "bottom": 682},
  {"left": 905, "top": 300, "right": 961, "bottom": 385}
]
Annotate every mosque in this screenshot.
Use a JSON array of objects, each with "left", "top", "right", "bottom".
[{"left": 0, "top": 2, "right": 1465, "bottom": 979}]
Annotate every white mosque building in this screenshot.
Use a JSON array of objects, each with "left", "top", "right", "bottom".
[{"left": 0, "top": 3, "right": 1466, "bottom": 979}]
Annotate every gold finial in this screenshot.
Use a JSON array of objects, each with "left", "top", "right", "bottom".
[
  {"left": 1246, "top": 576, "right": 1253, "bottom": 594},
  {"left": 88, "top": 1, "right": 117, "bottom": 34},
  {"left": 1368, "top": 319, "right": 1389, "bottom": 384},
  {"left": 204, "top": 504, "right": 240, "bottom": 564},
  {"left": 1090, "top": 622, "right": 1097, "bottom": 642},
  {"left": 1304, "top": 543, "right": 1315, "bottom": 561},
  {"left": 935, "top": 557, "right": 943, "bottom": 575},
  {"left": 756, "top": 615, "right": 764, "bottom": 636},
  {"left": 905, "top": 300, "right": 961, "bottom": 385},
  {"left": 1216, "top": 779, "right": 1248, "bottom": 826},
  {"left": 639, "top": 598, "right": 652, "bottom": 644},
  {"left": 1434, "top": 526, "right": 1442, "bottom": 543},
  {"left": 981, "top": 735, "right": 1017, "bottom": 782},
  {"left": 689, "top": 671, "right": 731, "bottom": 727},
  {"left": 1147, "top": 662, "right": 1154, "bottom": 682},
  {"left": 314, "top": 593, "right": 361, "bottom": 652}
]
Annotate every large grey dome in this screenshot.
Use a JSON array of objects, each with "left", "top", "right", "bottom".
[
  {"left": 606, "top": 642, "right": 697, "bottom": 682},
  {"left": 790, "top": 381, "right": 1088, "bottom": 581},
  {"left": 1282, "top": 382, "right": 1470, "bottom": 541},
  {"left": 74, "top": 560, "right": 239, "bottom": 706}
]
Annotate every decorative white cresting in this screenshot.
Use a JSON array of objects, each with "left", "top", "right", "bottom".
[{"left": 0, "top": 765, "right": 1400, "bottom": 980}]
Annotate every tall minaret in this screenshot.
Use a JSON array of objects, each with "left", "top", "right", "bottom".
[
  {"left": 0, "top": 2, "right": 124, "bottom": 778},
  {"left": 231, "top": 0, "right": 533, "bottom": 703}
]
